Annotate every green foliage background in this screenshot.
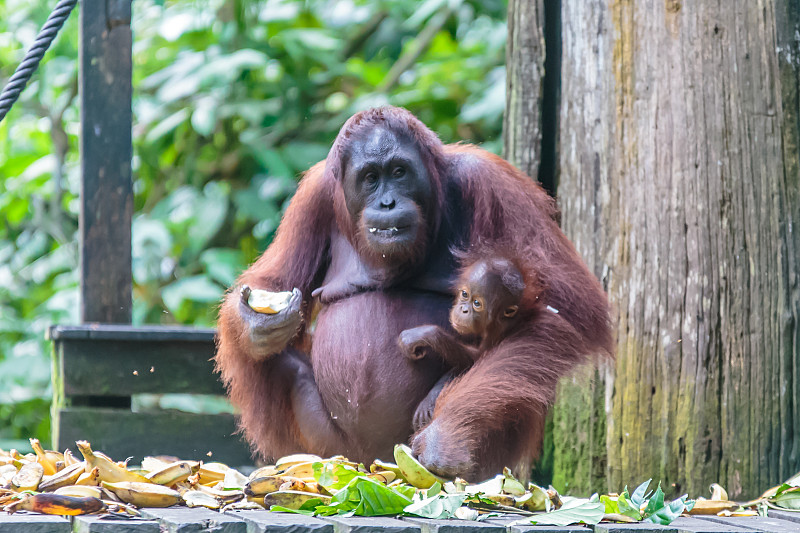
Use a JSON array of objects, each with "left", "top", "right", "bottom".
[{"left": 0, "top": 0, "right": 507, "bottom": 450}]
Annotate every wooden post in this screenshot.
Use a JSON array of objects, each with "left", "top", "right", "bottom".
[
  {"left": 504, "top": 0, "right": 800, "bottom": 499},
  {"left": 79, "top": 0, "right": 132, "bottom": 324}
]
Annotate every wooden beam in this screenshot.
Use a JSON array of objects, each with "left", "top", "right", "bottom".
[{"left": 79, "top": 0, "right": 133, "bottom": 324}]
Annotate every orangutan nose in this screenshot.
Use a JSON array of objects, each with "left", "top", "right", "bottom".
[{"left": 380, "top": 195, "right": 396, "bottom": 209}]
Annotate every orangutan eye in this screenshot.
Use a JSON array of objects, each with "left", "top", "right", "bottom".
[
  {"left": 365, "top": 172, "right": 378, "bottom": 184},
  {"left": 460, "top": 289, "right": 468, "bottom": 299},
  {"left": 392, "top": 166, "right": 405, "bottom": 177},
  {"left": 504, "top": 306, "right": 518, "bottom": 318},
  {"left": 473, "top": 299, "right": 482, "bottom": 310}
]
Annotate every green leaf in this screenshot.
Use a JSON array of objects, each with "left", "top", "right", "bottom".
[
  {"left": 269, "top": 505, "right": 316, "bottom": 516},
  {"left": 353, "top": 478, "right": 413, "bottom": 516},
  {"left": 404, "top": 493, "right": 467, "bottom": 519},
  {"left": 630, "top": 479, "right": 652, "bottom": 508},
  {"left": 617, "top": 492, "right": 642, "bottom": 520},
  {"left": 776, "top": 489, "right": 800, "bottom": 510},
  {"left": 426, "top": 482, "right": 442, "bottom": 498},
  {"left": 600, "top": 494, "right": 619, "bottom": 514},
  {"left": 526, "top": 499, "right": 605, "bottom": 527},
  {"left": 643, "top": 483, "right": 665, "bottom": 516},
  {"left": 645, "top": 496, "right": 691, "bottom": 526}
]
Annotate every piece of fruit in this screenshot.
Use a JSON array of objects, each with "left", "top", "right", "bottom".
[
  {"left": 183, "top": 490, "right": 222, "bottom": 509},
  {"left": 146, "top": 461, "right": 199, "bottom": 485},
  {"left": 709, "top": 483, "right": 728, "bottom": 501},
  {"left": 63, "top": 449, "right": 80, "bottom": 466},
  {"left": 245, "top": 475, "right": 293, "bottom": 497},
  {"left": 368, "top": 470, "right": 397, "bottom": 484},
  {"left": 281, "top": 462, "right": 317, "bottom": 479},
  {"left": 5, "top": 493, "right": 104, "bottom": 515},
  {"left": 39, "top": 461, "right": 86, "bottom": 492},
  {"left": 515, "top": 485, "right": 549, "bottom": 512},
  {"left": 249, "top": 465, "right": 279, "bottom": 479},
  {"left": 275, "top": 454, "right": 323, "bottom": 470},
  {"left": 687, "top": 500, "right": 739, "bottom": 515},
  {"left": 248, "top": 290, "right": 294, "bottom": 314},
  {"left": 370, "top": 460, "right": 405, "bottom": 480},
  {"left": 102, "top": 481, "right": 182, "bottom": 508},
  {"left": 263, "top": 490, "right": 331, "bottom": 510},
  {"left": 54, "top": 485, "right": 104, "bottom": 499},
  {"left": 393, "top": 444, "right": 446, "bottom": 489},
  {"left": 76, "top": 466, "right": 100, "bottom": 486},
  {"left": 29, "top": 439, "right": 61, "bottom": 476},
  {"left": 75, "top": 441, "right": 150, "bottom": 484},
  {"left": 197, "top": 462, "right": 229, "bottom": 485},
  {"left": 11, "top": 462, "right": 44, "bottom": 491}
]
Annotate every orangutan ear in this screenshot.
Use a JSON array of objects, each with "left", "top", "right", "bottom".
[{"left": 503, "top": 305, "right": 518, "bottom": 318}]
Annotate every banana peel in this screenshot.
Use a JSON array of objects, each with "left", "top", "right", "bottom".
[
  {"left": 102, "top": 481, "right": 182, "bottom": 508},
  {"left": 39, "top": 461, "right": 86, "bottom": 492},
  {"left": 687, "top": 499, "right": 740, "bottom": 515},
  {"left": 146, "top": 461, "right": 199, "bottom": 485},
  {"left": 263, "top": 490, "right": 332, "bottom": 510},
  {"left": 393, "top": 444, "right": 446, "bottom": 489},
  {"left": 29, "top": 438, "right": 61, "bottom": 476},
  {"left": 245, "top": 475, "right": 295, "bottom": 497},
  {"left": 183, "top": 490, "right": 222, "bottom": 509},
  {"left": 54, "top": 485, "right": 104, "bottom": 499},
  {"left": 5, "top": 493, "right": 104, "bottom": 516},
  {"left": 11, "top": 462, "right": 44, "bottom": 491},
  {"left": 76, "top": 441, "right": 150, "bottom": 484}
]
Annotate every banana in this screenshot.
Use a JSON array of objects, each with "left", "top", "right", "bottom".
[
  {"left": 75, "top": 441, "right": 149, "bottom": 484},
  {"left": 248, "top": 290, "right": 294, "bottom": 314},
  {"left": 263, "top": 490, "right": 331, "bottom": 510},
  {"left": 501, "top": 467, "right": 526, "bottom": 496},
  {"left": 141, "top": 456, "right": 171, "bottom": 473},
  {"left": 687, "top": 499, "right": 739, "bottom": 515},
  {"left": 29, "top": 438, "right": 61, "bottom": 476},
  {"left": 101, "top": 481, "right": 182, "bottom": 508},
  {"left": 393, "top": 444, "right": 446, "bottom": 489},
  {"left": 63, "top": 449, "right": 80, "bottom": 466},
  {"left": 515, "top": 485, "right": 549, "bottom": 511},
  {"left": 481, "top": 493, "right": 517, "bottom": 507},
  {"left": 146, "top": 461, "right": 199, "bottom": 485},
  {"left": 5, "top": 493, "right": 104, "bottom": 515},
  {"left": 76, "top": 466, "right": 100, "bottom": 486},
  {"left": 198, "top": 462, "right": 229, "bottom": 485},
  {"left": 370, "top": 460, "right": 405, "bottom": 480},
  {"left": 224, "top": 467, "right": 249, "bottom": 490},
  {"left": 276, "top": 454, "right": 322, "bottom": 471},
  {"left": 11, "top": 462, "right": 44, "bottom": 491},
  {"left": 54, "top": 485, "right": 104, "bottom": 499},
  {"left": 245, "top": 475, "right": 293, "bottom": 496},
  {"left": 709, "top": 483, "right": 728, "bottom": 501},
  {"left": 183, "top": 489, "right": 222, "bottom": 509},
  {"left": 249, "top": 465, "right": 279, "bottom": 479},
  {"left": 367, "top": 471, "right": 397, "bottom": 484},
  {"left": 279, "top": 479, "right": 326, "bottom": 494},
  {"left": 465, "top": 475, "right": 503, "bottom": 495},
  {"left": 39, "top": 461, "right": 86, "bottom": 492},
  {"left": 280, "top": 462, "right": 317, "bottom": 479},
  {"left": 195, "top": 484, "right": 245, "bottom": 503}
]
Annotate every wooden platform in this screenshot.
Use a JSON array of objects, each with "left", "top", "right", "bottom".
[{"left": 1, "top": 510, "right": 799, "bottom": 533}]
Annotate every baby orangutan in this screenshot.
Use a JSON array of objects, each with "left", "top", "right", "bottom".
[
  {"left": 398, "top": 256, "right": 544, "bottom": 430},
  {"left": 398, "top": 256, "right": 539, "bottom": 368}
]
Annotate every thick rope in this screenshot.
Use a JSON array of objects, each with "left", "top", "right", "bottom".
[{"left": 0, "top": 0, "right": 78, "bottom": 124}]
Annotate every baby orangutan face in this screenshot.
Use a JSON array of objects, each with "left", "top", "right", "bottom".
[{"left": 449, "top": 258, "right": 524, "bottom": 341}]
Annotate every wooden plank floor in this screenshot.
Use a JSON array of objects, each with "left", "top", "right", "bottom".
[{"left": 1, "top": 510, "right": 799, "bottom": 533}]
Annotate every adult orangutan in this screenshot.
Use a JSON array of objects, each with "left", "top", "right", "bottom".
[{"left": 215, "top": 106, "right": 612, "bottom": 480}]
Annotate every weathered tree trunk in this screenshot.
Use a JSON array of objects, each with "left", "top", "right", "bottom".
[
  {"left": 506, "top": 0, "right": 800, "bottom": 499},
  {"left": 504, "top": 0, "right": 546, "bottom": 183}
]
